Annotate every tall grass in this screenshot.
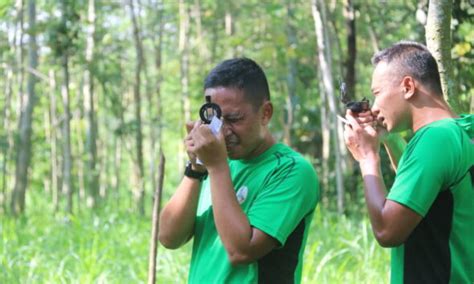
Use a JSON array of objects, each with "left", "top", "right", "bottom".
[
  {"left": 1, "top": 193, "right": 389, "bottom": 283},
  {"left": 303, "top": 208, "right": 390, "bottom": 283}
]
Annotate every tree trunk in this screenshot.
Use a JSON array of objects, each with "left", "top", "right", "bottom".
[
  {"left": 84, "top": 0, "right": 99, "bottom": 208},
  {"left": 319, "top": 70, "right": 330, "bottom": 208},
  {"left": 128, "top": 0, "right": 146, "bottom": 215},
  {"left": 1, "top": 63, "right": 14, "bottom": 214},
  {"left": 61, "top": 52, "right": 73, "bottom": 214},
  {"left": 363, "top": 5, "right": 380, "bottom": 53},
  {"left": 312, "top": 0, "right": 345, "bottom": 214},
  {"left": 343, "top": 0, "right": 356, "bottom": 99},
  {"left": 425, "top": 0, "right": 453, "bottom": 103},
  {"left": 11, "top": 0, "right": 38, "bottom": 215},
  {"left": 193, "top": 0, "right": 206, "bottom": 59},
  {"left": 14, "top": 0, "right": 25, "bottom": 119},
  {"left": 224, "top": 4, "right": 235, "bottom": 57},
  {"left": 74, "top": 90, "right": 85, "bottom": 213},
  {"left": 284, "top": 0, "right": 297, "bottom": 147},
  {"left": 179, "top": 0, "right": 191, "bottom": 171},
  {"left": 147, "top": 0, "right": 164, "bottom": 194},
  {"left": 59, "top": 0, "right": 74, "bottom": 215},
  {"left": 47, "top": 70, "right": 60, "bottom": 212},
  {"left": 147, "top": 151, "right": 165, "bottom": 284}
]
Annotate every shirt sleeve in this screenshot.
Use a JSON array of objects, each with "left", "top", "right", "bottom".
[
  {"left": 387, "top": 126, "right": 457, "bottom": 217},
  {"left": 247, "top": 157, "right": 319, "bottom": 245}
]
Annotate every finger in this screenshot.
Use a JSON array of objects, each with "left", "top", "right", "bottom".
[
  {"left": 343, "top": 125, "right": 352, "bottom": 143},
  {"left": 356, "top": 116, "right": 373, "bottom": 124},
  {"left": 186, "top": 121, "right": 195, "bottom": 134},
  {"left": 346, "top": 114, "right": 362, "bottom": 130},
  {"left": 337, "top": 115, "right": 350, "bottom": 125},
  {"left": 186, "top": 120, "right": 202, "bottom": 134},
  {"left": 192, "top": 124, "right": 212, "bottom": 145},
  {"left": 357, "top": 110, "right": 373, "bottom": 118}
]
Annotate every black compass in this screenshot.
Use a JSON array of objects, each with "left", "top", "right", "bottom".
[
  {"left": 199, "top": 96, "right": 222, "bottom": 124},
  {"left": 340, "top": 81, "right": 370, "bottom": 113}
]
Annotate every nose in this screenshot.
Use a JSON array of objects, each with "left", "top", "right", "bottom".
[
  {"left": 371, "top": 102, "right": 380, "bottom": 114},
  {"left": 221, "top": 121, "right": 233, "bottom": 136}
]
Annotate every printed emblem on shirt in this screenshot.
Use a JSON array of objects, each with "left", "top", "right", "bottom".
[{"left": 236, "top": 186, "right": 248, "bottom": 204}]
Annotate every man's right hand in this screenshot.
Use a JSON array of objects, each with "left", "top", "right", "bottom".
[
  {"left": 185, "top": 121, "right": 207, "bottom": 173},
  {"left": 348, "top": 110, "right": 389, "bottom": 141}
]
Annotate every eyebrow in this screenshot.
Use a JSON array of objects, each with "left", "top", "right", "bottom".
[{"left": 223, "top": 112, "right": 243, "bottom": 119}]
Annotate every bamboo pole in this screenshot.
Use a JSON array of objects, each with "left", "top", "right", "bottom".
[{"left": 147, "top": 151, "right": 165, "bottom": 284}]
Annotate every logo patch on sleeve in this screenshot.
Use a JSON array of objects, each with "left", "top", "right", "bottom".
[{"left": 236, "top": 186, "right": 248, "bottom": 204}]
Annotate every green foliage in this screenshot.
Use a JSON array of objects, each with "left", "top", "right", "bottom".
[
  {"left": 45, "top": 1, "right": 82, "bottom": 58},
  {"left": 452, "top": 0, "right": 474, "bottom": 112}
]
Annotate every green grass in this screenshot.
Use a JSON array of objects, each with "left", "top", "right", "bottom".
[{"left": 1, "top": 195, "right": 389, "bottom": 283}]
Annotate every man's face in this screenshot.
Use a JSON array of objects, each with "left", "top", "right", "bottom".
[
  {"left": 204, "top": 87, "right": 268, "bottom": 160},
  {"left": 370, "top": 62, "right": 411, "bottom": 133}
]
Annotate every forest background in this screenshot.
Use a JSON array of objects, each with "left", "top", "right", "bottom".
[{"left": 0, "top": 0, "right": 473, "bottom": 283}]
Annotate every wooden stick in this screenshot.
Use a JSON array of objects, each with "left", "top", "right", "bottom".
[
  {"left": 147, "top": 150, "right": 165, "bottom": 284},
  {"left": 337, "top": 115, "right": 350, "bottom": 125}
]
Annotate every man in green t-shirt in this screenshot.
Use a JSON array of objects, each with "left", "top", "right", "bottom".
[
  {"left": 343, "top": 41, "right": 474, "bottom": 283},
  {"left": 159, "top": 58, "right": 320, "bottom": 283}
]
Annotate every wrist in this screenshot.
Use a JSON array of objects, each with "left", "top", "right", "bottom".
[
  {"left": 207, "top": 161, "right": 229, "bottom": 175},
  {"left": 359, "top": 154, "right": 381, "bottom": 176},
  {"left": 184, "top": 161, "right": 208, "bottom": 181}
]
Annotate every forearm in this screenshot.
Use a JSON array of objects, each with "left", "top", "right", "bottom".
[
  {"left": 158, "top": 177, "right": 201, "bottom": 249},
  {"left": 208, "top": 164, "right": 255, "bottom": 260},
  {"left": 359, "top": 156, "right": 389, "bottom": 239}
]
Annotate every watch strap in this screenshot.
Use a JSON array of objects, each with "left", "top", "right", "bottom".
[{"left": 184, "top": 161, "right": 208, "bottom": 181}]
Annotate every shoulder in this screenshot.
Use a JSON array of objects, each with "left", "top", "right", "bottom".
[
  {"left": 408, "top": 119, "right": 461, "bottom": 153},
  {"left": 273, "top": 144, "right": 316, "bottom": 171}
]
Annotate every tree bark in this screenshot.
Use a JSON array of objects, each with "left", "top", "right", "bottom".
[
  {"left": 61, "top": 52, "right": 73, "bottom": 214},
  {"left": 284, "top": 0, "right": 297, "bottom": 147},
  {"left": 425, "top": 0, "right": 453, "bottom": 103},
  {"left": 14, "top": 0, "right": 25, "bottom": 119},
  {"left": 343, "top": 0, "right": 356, "bottom": 99},
  {"left": 146, "top": 0, "right": 164, "bottom": 194},
  {"left": 312, "top": 0, "right": 345, "bottom": 214},
  {"left": 48, "top": 70, "right": 60, "bottom": 213},
  {"left": 179, "top": 0, "right": 191, "bottom": 171},
  {"left": 128, "top": 0, "right": 146, "bottom": 215},
  {"left": 11, "top": 0, "right": 38, "bottom": 215},
  {"left": 84, "top": 0, "right": 100, "bottom": 208},
  {"left": 59, "top": 0, "right": 74, "bottom": 215},
  {"left": 2, "top": 61, "right": 14, "bottom": 214}
]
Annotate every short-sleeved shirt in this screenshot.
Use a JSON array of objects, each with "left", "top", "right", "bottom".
[
  {"left": 188, "top": 143, "right": 320, "bottom": 283},
  {"left": 387, "top": 118, "right": 474, "bottom": 284}
]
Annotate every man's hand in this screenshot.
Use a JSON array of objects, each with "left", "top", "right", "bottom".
[
  {"left": 189, "top": 124, "right": 228, "bottom": 170},
  {"left": 343, "top": 111, "right": 380, "bottom": 163},
  {"left": 184, "top": 121, "right": 207, "bottom": 172}
]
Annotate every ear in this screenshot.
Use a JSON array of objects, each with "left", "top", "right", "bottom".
[
  {"left": 401, "top": 76, "right": 416, "bottom": 100},
  {"left": 261, "top": 101, "right": 273, "bottom": 125}
]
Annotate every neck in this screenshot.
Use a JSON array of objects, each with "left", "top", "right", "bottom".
[
  {"left": 245, "top": 132, "right": 275, "bottom": 160},
  {"left": 411, "top": 94, "right": 457, "bottom": 132}
]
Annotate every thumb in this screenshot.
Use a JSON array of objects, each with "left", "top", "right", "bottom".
[{"left": 186, "top": 121, "right": 201, "bottom": 134}]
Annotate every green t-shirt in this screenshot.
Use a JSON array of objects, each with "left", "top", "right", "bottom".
[
  {"left": 387, "top": 118, "right": 474, "bottom": 284},
  {"left": 188, "top": 143, "right": 320, "bottom": 284}
]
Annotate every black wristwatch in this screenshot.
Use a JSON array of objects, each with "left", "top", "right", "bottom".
[{"left": 184, "top": 161, "right": 208, "bottom": 181}]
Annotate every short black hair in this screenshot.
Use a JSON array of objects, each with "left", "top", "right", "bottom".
[
  {"left": 204, "top": 58, "right": 270, "bottom": 109},
  {"left": 372, "top": 41, "right": 443, "bottom": 95}
]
